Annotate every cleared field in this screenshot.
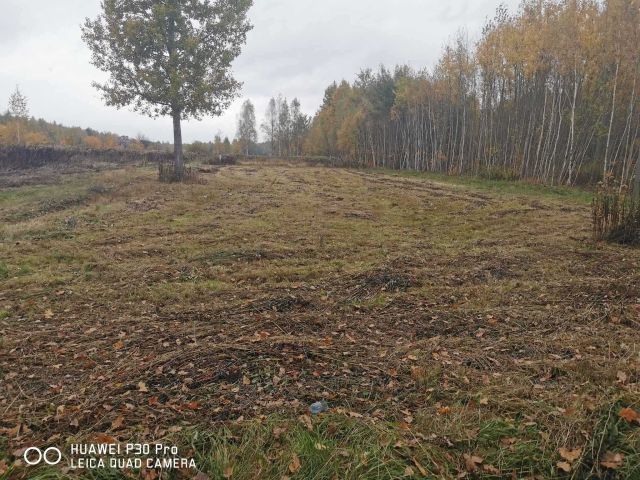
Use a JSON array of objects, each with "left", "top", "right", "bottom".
[{"left": 0, "top": 161, "right": 639, "bottom": 479}]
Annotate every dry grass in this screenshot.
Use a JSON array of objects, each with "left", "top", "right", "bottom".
[
  {"left": 0, "top": 160, "right": 639, "bottom": 479},
  {"left": 593, "top": 181, "right": 640, "bottom": 245}
]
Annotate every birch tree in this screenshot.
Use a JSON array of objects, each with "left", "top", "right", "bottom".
[
  {"left": 305, "top": 0, "right": 640, "bottom": 187},
  {"left": 8, "top": 86, "right": 29, "bottom": 145},
  {"left": 236, "top": 99, "right": 257, "bottom": 155}
]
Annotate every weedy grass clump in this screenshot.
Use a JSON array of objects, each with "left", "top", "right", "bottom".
[
  {"left": 479, "top": 165, "right": 520, "bottom": 182},
  {"left": 592, "top": 179, "right": 640, "bottom": 245}
]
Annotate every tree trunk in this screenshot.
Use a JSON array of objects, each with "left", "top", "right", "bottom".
[
  {"left": 604, "top": 57, "right": 619, "bottom": 179},
  {"left": 172, "top": 111, "right": 184, "bottom": 177},
  {"left": 633, "top": 155, "right": 640, "bottom": 203}
]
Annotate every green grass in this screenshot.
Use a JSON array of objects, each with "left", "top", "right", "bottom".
[
  {"left": 186, "top": 417, "right": 409, "bottom": 480},
  {"left": 368, "top": 168, "right": 594, "bottom": 204},
  {"left": 0, "top": 261, "right": 8, "bottom": 280},
  {"left": 577, "top": 402, "right": 640, "bottom": 479},
  {"left": 7, "top": 412, "right": 617, "bottom": 480}
]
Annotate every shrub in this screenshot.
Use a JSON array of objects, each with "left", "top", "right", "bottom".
[
  {"left": 574, "top": 161, "right": 603, "bottom": 186},
  {"left": 592, "top": 178, "right": 640, "bottom": 245},
  {"left": 479, "top": 166, "right": 520, "bottom": 181},
  {"left": 0, "top": 145, "right": 177, "bottom": 170},
  {"left": 158, "top": 161, "right": 199, "bottom": 183},
  {"left": 203, "top": 154, "right": 237, "bottom": 166}
]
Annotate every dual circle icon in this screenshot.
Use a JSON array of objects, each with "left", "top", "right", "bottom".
[{"left": 23, "top": 447, "right": 63, "bottom": 466}]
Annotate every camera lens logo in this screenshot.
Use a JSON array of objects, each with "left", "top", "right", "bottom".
[{"left": 23, "top": 447, "right": 62, "bottom": 466}]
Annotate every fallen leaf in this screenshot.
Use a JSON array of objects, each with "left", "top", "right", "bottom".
[
  {"left": 299, "top": 414, "right": 313, "bottom": 431},
  {"left": 138, "top": 381, "right": 149, "bottom": 392},
  {"left": 315, "top": 442, "right": 328, "bottom": 451},
  {"left": 12, "top": 447, "right": 28, "bottom": 458},
  {"left": 93, "top": 434, "right": 117, "bottom": 444},
  {"left": 559, "top": 447, "right": 582, "bottom": 463},
  {"left": 616, "top": 371, "right": 628, "bottom": 384},
  {"left": 223, "top": 465, "right": 234, "bottom": 479},
  {"left": 619, "top": 407, "right": 640, "bottom": 424},
  {"left": 142, "top": 469, "right": 157, "bottom": 480},
  {"left": 403, "top": 466, "right": 415, "bottom": 477},
  {"left": 111, "top": 416, "right": 125, "bottom": 430},
  {"left": 500, "top": 437, "right": 517, "bottom": 447},
  {"left": 55, "top": 405, "right": 65, "bottom": 420},
  {"left": 4, "top": 425, "right": 20, "bottom": 438},
  {"left": 463, "top": 454, "right": 483, "bottom": 472},
  {"left": 483, "top": 464, "right": 500, "bottom": 474},
  {"left": 557, "top": 461, "right": 572, "bottom": 473},
  {"left": 600, "top": 451, "right": 625, "bottom": 469},
  {"left": 437, "top": 406, "right": 451, "bottom": 415},
  {"left": 479, "top": 397, "right": 489, "bottom": 406},
  {"left": 288, "top": 453, "right": 301, "bottom": 474},
  {"left": 44, "top": 309, "right": 54, "bottom": 319},
  {"left": 113, "top": 340, "right": 125, "bottom": 350},
  {"left": 242, "top": 375, "right": 251, "bottom": 385}
]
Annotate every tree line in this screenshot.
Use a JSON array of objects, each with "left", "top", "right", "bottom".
[
  {"left": 305, "top": 0, "right": 640, "bottom": 186},
  {"left": 1, "top": 87, "right": 154, "bottom": 151},
  {"left": 234, "top": 96, "right": 310, "bottom": 157},
  {"left": 0, "top": 85, "right": 312, "bottom": 159}
]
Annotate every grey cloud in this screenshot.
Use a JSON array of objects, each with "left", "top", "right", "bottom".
[{"left": 0, "top": 0, "right": 520, "bottom": 143}]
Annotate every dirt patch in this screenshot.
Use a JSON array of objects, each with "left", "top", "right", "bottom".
[
  {"left": 344, "top": 268, "right": 417, "bottom": 301},
  {"left": 247, "top": 295, "right": 313, "bottom": 313}
]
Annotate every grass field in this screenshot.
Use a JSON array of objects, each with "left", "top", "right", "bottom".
[{"left": 1, "top": 160, "right": 639, "bottom": 479}]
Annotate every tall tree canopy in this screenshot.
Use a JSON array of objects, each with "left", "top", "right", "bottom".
[
  {"left": 306, "top": 0, "right": 640, "bottom": 187},
  {"left": 82, "top": 0, "right": 253, "bottom": 176}
]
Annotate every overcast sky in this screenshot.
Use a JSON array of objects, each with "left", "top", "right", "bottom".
[{"left": 0, "top": 0, "right": 520, "bottom": 143}]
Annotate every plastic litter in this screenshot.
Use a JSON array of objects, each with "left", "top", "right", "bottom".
[{"left": 309, "top": 401, "right": 329, "bottom": 415}]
